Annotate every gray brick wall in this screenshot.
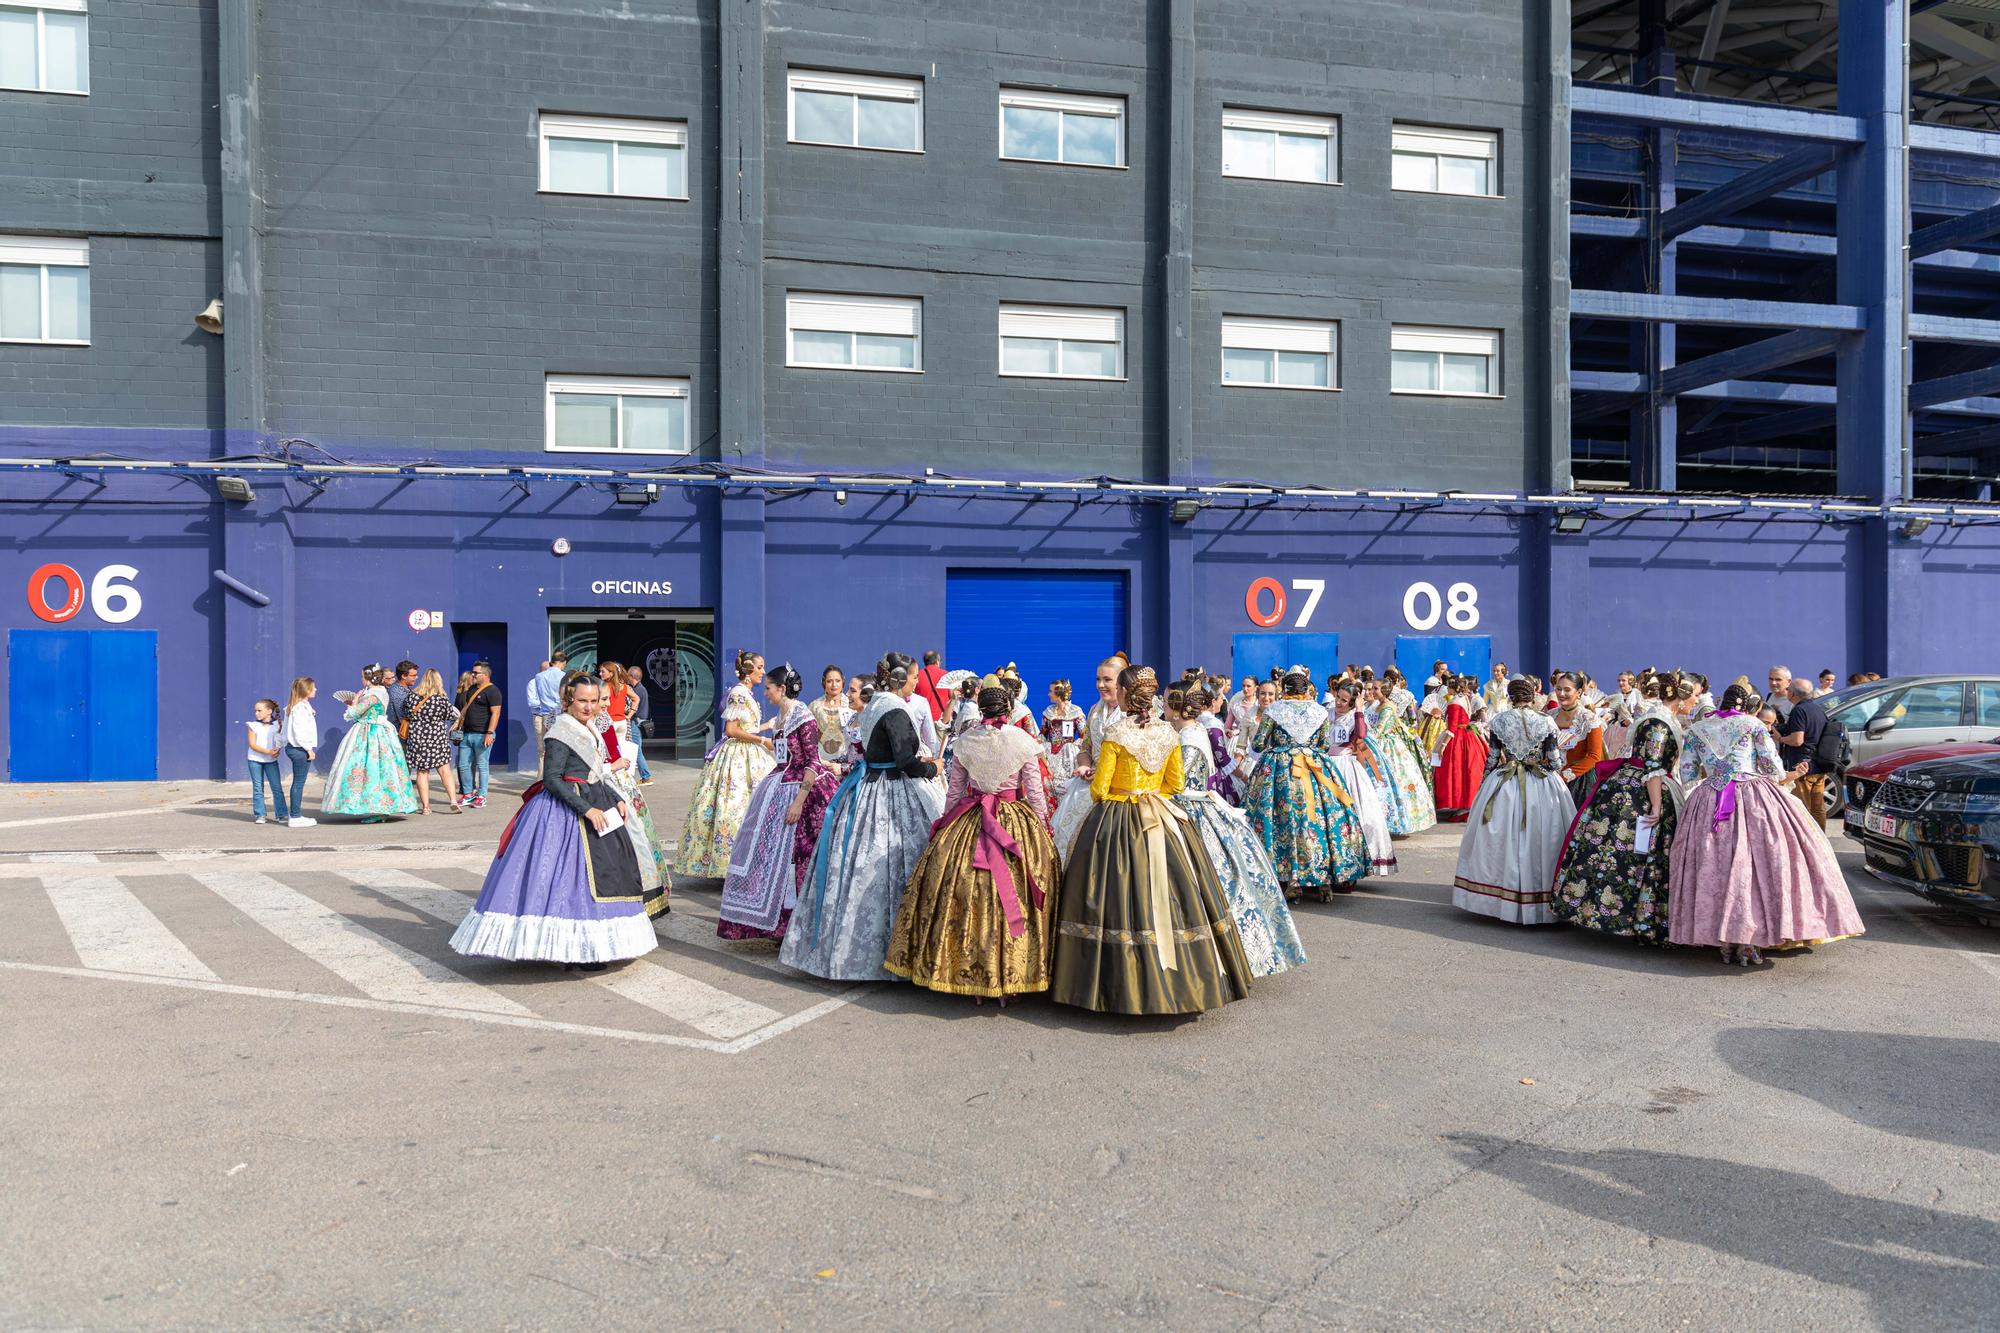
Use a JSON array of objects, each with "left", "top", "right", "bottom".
[
  {"left": 258, "top": 0, "right": 715, "bottom": 453},
  {"left": 1, "top": 0, "right": 1553, "bottom": 489}
]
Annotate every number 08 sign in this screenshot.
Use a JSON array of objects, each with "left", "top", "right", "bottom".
[
  {"left": 26, "top": 563, "right": 143, "bottom": 624},
  {"left": 1245, "top": 576, "right": 1480, "bottom": 631}
]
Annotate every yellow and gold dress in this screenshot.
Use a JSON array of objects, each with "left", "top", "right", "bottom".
[
  {"left": 886, "top": 721, "right": 1059, "bottom": 997},
  {"left": 1049, "top": 716, "right": 1254, "bottom": 1015}
]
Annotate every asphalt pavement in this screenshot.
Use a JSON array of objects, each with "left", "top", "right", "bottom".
[{"left": 2, "top": 774, "right": 1997, "bottom": 1329}]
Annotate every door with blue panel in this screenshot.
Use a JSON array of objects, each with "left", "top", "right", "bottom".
[
  {"left": 1395, "top": 635, "right": 1492, "bottom": 691},
  {"left": 946, "top": 571, "right": 1128, "bottom": 708},
  {"left": 8, "top": 629, "right": 157, "bottom": 781},
  {"left": 1231, "top": 633, "right": 1339, "bottom": 689},
  {"left": 453, "top": 622, "right": 509, "bottom": 766}
]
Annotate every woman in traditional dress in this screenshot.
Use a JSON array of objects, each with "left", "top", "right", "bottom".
[
  {"left": 1324, "top": 682, "right": 1400, "bottom": 876},
  {"left": 1431, "top": 683, "right": 1490, "bottom": 823},
  {"left": 675, "top": 650, "right": 777, "bottom": 878},
  {"left": 1452, "top": 680, "right": 1577, "bottom": 924},
  {"left": 1667, "top": 682, "right": 1864, "bottom": 965},
  {"left": 451, "top": 672, "right": 660, "bottom": 968},
  {"left": 1229, "top": 678, "right": 1278, "bottom": 804},
  {"left": 718, "top": 664, "right": 841, "bottom": 942},
  {"left": 592, "top": 688, "right": 671, "bottom": 917},
  {"left": 784, "top": 659, "right": 942, "bottom": 980},
  {"left": 1360, "top": 680, "right": 1437, "bottom": 835},
  {"left": 1168, "top": 684, "right": 1305, "bottom": 978},
  {"left": 1050, "top": 666, "right": 1254, "bottom": 1015},
  {"left": 1550, "top": 671, "right": 1693, "bottom": 944},
  {"left": 1041, "top": 679, "right": 1087, "bottom": 786},
  {"left": 1244, "top": 671, "right": 1371, "bottom": 901},
  {"left": 322, "top": 664, "right": 419, "bottom": 821},
  {"left": 888, "top": 685, "right": 1058, "bottom": 1000},
  {"left": 1193, "top": 690, "right": 1239, "bottom": 805},
  {"left": 1550, "top": 672, "right": 1606, "bottom": 805},
  {"left": 1050, "top": 654, "right": 1127, "bottom": 858},
  {"left": 808, "top": 665, "right": 851, "bottom": 769},
  {"left": 1413, "top": 678, "right": 1449, "bottom": 765}
]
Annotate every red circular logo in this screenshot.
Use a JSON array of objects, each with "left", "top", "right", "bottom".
[
  {"left": 27, "top": 563, "right": 84, "bottom": 623},
  {"left": 1244, "top": 577, "right": 1285, "bottom": 628}
]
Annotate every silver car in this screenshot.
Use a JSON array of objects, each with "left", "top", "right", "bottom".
[{"left": 1824, "top": 675, "right": 2000, "bottom": 766}]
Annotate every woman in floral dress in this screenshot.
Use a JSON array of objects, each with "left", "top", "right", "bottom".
[
  {"left": 1169, "top": 684, "right": 1305, "bottom": 978},
  {"left": 1452, "top": 680, "right": 1576, "bottom": 924},
  {"left": 717, "top": 665, "right": 841, "bottom": 942},
  {"left": 1244, "top": 670, "right": 1370, "bottom": 901},
  {"left": 1550, "top": 675, "right": 1692, "bottom": 944},
  {"left": 322, "top": 664, "right": 418, "bottom": 820},
  {"left": 1667, "top": 682, "right": 1864, "bottom": 965},
  {"left": 1324, "top": 683, "right": 1399, "bottom": 876},
  {"left": 675, "top": 650, "right": 776, "bottom": 878},
  {"left": 1361, "top": 681, "right": 1437, "bottom": 835},
  {"left": 400, "top": 669, "right": 462, "bottom": 816}
]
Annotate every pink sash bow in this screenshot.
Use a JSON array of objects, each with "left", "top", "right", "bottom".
[{"left": 934, "top": 790, "right": 1043, "bottom": 938}]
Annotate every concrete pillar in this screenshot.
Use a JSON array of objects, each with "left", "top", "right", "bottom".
[
  {"left": 716, "top": 0, "right": 769, "bottom": 698},
  {"left": 1632, "top": 0, "right": 1677, "bottom": 491}
]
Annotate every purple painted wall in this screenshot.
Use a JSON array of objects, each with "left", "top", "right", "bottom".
[{"left": 5, "top": 472, "right": 1999, "bottom": 781}]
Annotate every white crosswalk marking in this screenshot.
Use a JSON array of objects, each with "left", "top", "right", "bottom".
[
  {"left": 41, "top": 874, "right": 219, "bottom": 981},
  {"left": 334, "top": 867, "right": 785, "bottom": 1040},
  {"left": 189, "top": 868, "right": 534, "bottom": 1017}
]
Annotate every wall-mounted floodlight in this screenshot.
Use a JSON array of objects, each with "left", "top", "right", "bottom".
[
  {"left": 1554, "top": 510, "right": 1587, "bottom": 535},
  {"left": 216, "top": 475, "right": 256, "bottom": 503}
]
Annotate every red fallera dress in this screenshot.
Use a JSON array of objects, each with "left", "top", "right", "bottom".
[{"left": 1433, "top": 701, "right": 1490, "bottom": 822}]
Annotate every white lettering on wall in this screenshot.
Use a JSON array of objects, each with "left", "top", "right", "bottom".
[{"left": 590, "top": 579, "right": 675, "bottom": 596}]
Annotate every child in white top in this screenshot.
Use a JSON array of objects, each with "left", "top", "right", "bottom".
[{"left": 247, "top": 699, "right": 286, "bottom": 824}]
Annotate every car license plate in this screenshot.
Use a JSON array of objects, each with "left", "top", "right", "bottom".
[{"left": 1864, "top": 809, "right": 1899, "bottom": 839}]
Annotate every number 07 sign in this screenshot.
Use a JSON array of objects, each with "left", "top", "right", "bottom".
[{"left": 1244, "top": 575, "right": 1479, "bottom": 631}]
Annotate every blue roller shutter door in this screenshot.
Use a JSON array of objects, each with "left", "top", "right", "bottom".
[{"left": 945, "top": 571, "right": 1129, "bottom": 708}]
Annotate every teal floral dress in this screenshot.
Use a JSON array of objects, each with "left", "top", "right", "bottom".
[
  {"left": 321, "top": 690, "right": 419, "bottom": 817},
  {"left": 1243, "top": 699, "right": 1370, "bottom": 898},
  {"left": 1549, "top": 714, "right": 1680, "bottom": 942}
]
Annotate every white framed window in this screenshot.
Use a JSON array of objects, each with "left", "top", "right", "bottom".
[
  {"left": 1391, "top": 326, "right": 1501, "bottom": 397},
  {"left": 785, "top": 293, "right": 922, "bottom": 372},
  {"left": 1221, "top": 108, "right": 1336, "bottom": 184},
  {"left": 787, "top": 69, "right": 923, "bottom": 152},
  {"left": 538, "top": 113, "right": 688, "bottom": 200},
  {"left": 998, "top": 304, "right": 1125, "bottom": 380},
  {"left": 0, "top": 0, "right": 87, "bottom": 95},
  {"left": 1222, "top": 318, "right": 1336, "bottom": 390},
  {"left": 544, "top": 375, "right": 690, "bottom": 454},
  {"left": 1392, "top": 124, "right": 1499, "bottom": 197},
  {"left": 0, "top": 236, "right": 89, "bottom": 344},
  {"left": 999, "top": 88, "right": 1126, "bottom": 168}
]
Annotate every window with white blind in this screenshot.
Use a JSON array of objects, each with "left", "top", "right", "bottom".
[
  {"left": 787, "top": 69, "right": 923, "bottom": 152},
  {"left": 786, "top": 293, "right": 922, "bottom": 372},
  {"left": 1390, "top": 326, "right": 1501, "bottom": 397},
  {"left": 545, "top": 375, "right": 690, "bottom": 454},
  {"left": 998, "top": 304, "right": 1125, "bottom": 380},
  {"left": 1221, "top": 109, "right": 1336, "bottom": 184},
  {"left": 0, "top": 236, "right": 88, "bottom": 344},
  {"left": 999, "top": 88, "right": 1126, "bottom": 168},
  {"left": 1222, "top": 318, "right": 1337, "bottom": 390},
  {"left": 1391, "top": 124, "right": 1499, "bottom": 197},
  {"left": 538, "top": 113, "right": 689, "bottom": 200},
  {"left": 0, "top": 0, "right": 87, "bottom": 95}
]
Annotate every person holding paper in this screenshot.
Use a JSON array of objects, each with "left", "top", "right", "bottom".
[{"left": 450, "top": 673, "right": 659, "bottom": 970}]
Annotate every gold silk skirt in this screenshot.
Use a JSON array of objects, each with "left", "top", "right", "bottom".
[
  {"left": 886, "top": 797, "right": 1059, "bottom": 996},
  {"left": 1049, "top": 795, "right": 1254, "bottom": 1015}
]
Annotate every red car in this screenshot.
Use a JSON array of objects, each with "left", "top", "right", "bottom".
[{"left": 1844, "top": 737, "right": 2000, "bottom": 831}]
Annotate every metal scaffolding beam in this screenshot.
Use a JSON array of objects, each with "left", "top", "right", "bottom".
[
  {"left": 1659, "top": 143, "right": 1841, "bottom": 238},
  {"left": 1659, "top": 328, "right": 1843, "bottom": 394}
]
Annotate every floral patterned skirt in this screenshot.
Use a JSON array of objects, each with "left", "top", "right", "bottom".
[
  {"left": 674, "top": 739, "right": 775, "bottom": 878},
  {"left": 321, "top": 721, "right": 418, "bottom": 817},
  {"left": 1243, "top": 747, "right": 1371, "bottom": 893},
  {"left": 1666, "top": 778, "right": 1864, "bottom": 949},
  {"left": 1551, "top": 769, "right": 1676, "bottom": 942},
  {"left": 1175, "top": 792, "right": 1306, "bottom": 978},
  {"left": 1364, "top": 731, "right": 1437, "bottom": 836}
]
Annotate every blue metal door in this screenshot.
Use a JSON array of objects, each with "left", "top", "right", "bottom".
[
  {"left": 1231, "top": 633, "right": 1340, "bottom": 690},
  {"left": 1395, "top": 635, "right": 1492, "bottom": 692},
  {"left": 8, "top": 629, "right": 157, "bottom": 781},
  {"left": 453, "top": 622, "right": 509, "bottom": 766},
  {"left": 946, "top": 570, "right": 1128, "bottom": 708}
]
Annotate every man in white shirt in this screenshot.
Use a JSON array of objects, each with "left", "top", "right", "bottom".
[{"left": 527, "top": 651, "right": 569, "bottom": 754}]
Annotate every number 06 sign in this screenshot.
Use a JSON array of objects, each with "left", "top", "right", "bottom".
[
  {"left": 26, "top": 563, "right": 144, "bottom": 624},
  {"left": 1245, "top": 576, "right": 1480, "bottom": 631}
]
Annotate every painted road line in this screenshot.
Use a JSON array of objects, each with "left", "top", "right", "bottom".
[
  {"left": 652, "top": 906, "right": 806, "bottom": 978},
  {"left": 0, "top": 805, "right": 183, "bottom": 831},
  {"left": 27, "top": 852, "right": 100, "bottom": 864},
  {"left": 41, "top": 874, "right": 220, "bottom": 982},
  {"left": 0, "top": 960, "right": 864, "bottom": 1054},
  {"left": 335, "top": 867, "right": 786, "bottom": 1040},
  {"left": 189, "top": 868, "right": 534, "bottom": 1017}
]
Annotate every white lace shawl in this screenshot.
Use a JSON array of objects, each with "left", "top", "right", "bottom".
[
  {"left": 1103, "top": 716, "right": 1179, "bottom": 774},
  {"left": 953, "top": 723, "right": 1043, "bottom": 793}
]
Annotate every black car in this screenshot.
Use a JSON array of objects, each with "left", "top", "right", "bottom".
[{"left": 1850, "top": 753, "right": 2000, "bottom": 921}]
